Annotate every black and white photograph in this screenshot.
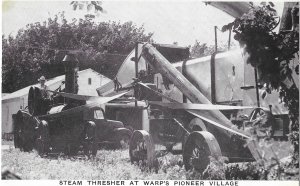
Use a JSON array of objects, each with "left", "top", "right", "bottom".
[{"left": 1, "top": 0, "right": 299, "bottom": 184}]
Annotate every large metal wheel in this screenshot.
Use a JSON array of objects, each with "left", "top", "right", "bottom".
[
  {"left": 28, "top": 87, "right": 35, "bottom": 115},
  {"left": 83, "top": 121, "right": 97, "bottom": 157},
  {"left": 35, "top": 120, "right": 50, "bottom": 156},
  {"left": 28, "top": 87, "right": 43, "bottom": 116},
  {"left": 129, "top": 130, "right": 155, "bottom": 167},
  {"left": 183, "top": 131, "right": 222, "bottom": 173}
]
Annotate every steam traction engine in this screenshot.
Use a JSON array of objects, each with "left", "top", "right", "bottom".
[{"left": 13, "top": 54, "right": 131, "bottom": 156}]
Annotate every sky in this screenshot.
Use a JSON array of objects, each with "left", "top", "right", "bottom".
[{"left": 2, "top": 0, "right": 284, "bottom": 47}]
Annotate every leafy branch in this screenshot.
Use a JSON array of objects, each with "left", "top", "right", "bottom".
[
  {"left": 223, "top": 2, "right": 299, "bottom": 167},
  {"left": 70, "top": 1, "right": 105, "bottom": 13}
]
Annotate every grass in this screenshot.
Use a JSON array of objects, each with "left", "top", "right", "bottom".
[
  {"left": 1, "top": 148, "right": 187, "bottom": 180},
  {"left": 1, "top": 139, "right": 296, "bottom": 180}
]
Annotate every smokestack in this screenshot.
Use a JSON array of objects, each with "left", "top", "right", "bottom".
[{"left": 62, "top": 54, "right": 79, "bottom": 96}]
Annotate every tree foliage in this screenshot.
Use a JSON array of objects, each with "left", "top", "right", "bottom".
[
  {"left": 2, "top": 13, "right": 153, "bottom": 93},
  {"left": 70, "top": 1, "right": 104, "bottom": 13},
  {"left": 190, "top": 40, "right": 237, "bottom": 58},
  {"left": 190, "top": 41, "right": 214, "bottom": 58},
  {"left": 223, "top": 2, "right": 298, "bottom": 88},
  {"left": 223, "top": 2, "right": 299, "bottom": 165}
]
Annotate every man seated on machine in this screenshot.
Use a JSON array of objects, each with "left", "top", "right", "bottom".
[
  {"left": 37, "top": 76, "right": 50, "bottom": 99},
  {"left": 37, "top": 76, "right": 51, "bottom": 114}
]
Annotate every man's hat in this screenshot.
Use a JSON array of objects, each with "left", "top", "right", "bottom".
[{"left": 38, "top": 76, "right": 46, "bottom": 81}]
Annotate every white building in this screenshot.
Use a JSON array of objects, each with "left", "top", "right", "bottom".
[{"left": 2, "top": 68, "right": 110, "bottom": 137}]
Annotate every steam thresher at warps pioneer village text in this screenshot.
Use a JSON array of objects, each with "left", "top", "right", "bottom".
[{"left": 13, "top": 54, "right": 132, "bottom": 156}]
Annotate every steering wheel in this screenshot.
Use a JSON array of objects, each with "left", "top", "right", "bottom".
[{"left": 249, "top": 108, "right": 267, "bottom": 122}]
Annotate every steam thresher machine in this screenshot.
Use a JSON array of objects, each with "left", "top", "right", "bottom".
[{"left": 98, "top": 42, "right": 297, "bottom": 173}]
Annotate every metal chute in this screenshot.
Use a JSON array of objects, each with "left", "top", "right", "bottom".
[
  {"left": 138, "top": 82, "right": 250, "bottom": 139},
  {"left": 148, "top": 101, "right": 261, "bottom": 111},
  {"left": 206, "top": 2, "right": 251, "bottom": 18},
  {"left": 47, "top": 90, "right": 129, "bottom": 104}
]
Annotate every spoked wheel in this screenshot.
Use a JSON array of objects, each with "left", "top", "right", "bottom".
[
  {"left": 129, "top": 130, "right": 155, "bottom": 167},
  {"left": 28, "top": 87, "right": 35, "bottom": 115},
  {"left": 35, "top": 120, "right": 50, "bottom": 156},
  {"left": 28, "top": 87, "right": 43, "bottom": 116},
  {"left": 183, "top": 131, "right": 222, "bottom": 173},
  {"left": 83, "top": 121, "right": 97, "bottom": 157}
]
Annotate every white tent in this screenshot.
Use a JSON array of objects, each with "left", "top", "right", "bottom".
[{"left": 2, "top": 75, "right": 65, "bottom": 136}]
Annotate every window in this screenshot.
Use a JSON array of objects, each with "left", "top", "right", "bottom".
[
  {"left": 88, "top": 78, "right": 92, "bottom": 85},
  {"left": 94, "top": 109, "right": 104, "bottom": 119}
]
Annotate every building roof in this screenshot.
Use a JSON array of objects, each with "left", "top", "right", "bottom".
[{"left": 2, "top": 68, "right": 108, "bottom": 101}]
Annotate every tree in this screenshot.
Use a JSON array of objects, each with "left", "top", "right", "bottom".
[
  {"left": 71, "top": 1, "right": 105, "bottom": 13},
  {"left": 190, "top": 40, "right": 235, "bottom": 58},
  {"left": 190, "top": 41, "right": 210, "bottom": 58},
  {"left": 223, "top": 2, "right": 299, "bottom": 166},
  {"left": 2, "top": 13, "right": 153, "bottom": 93}
]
